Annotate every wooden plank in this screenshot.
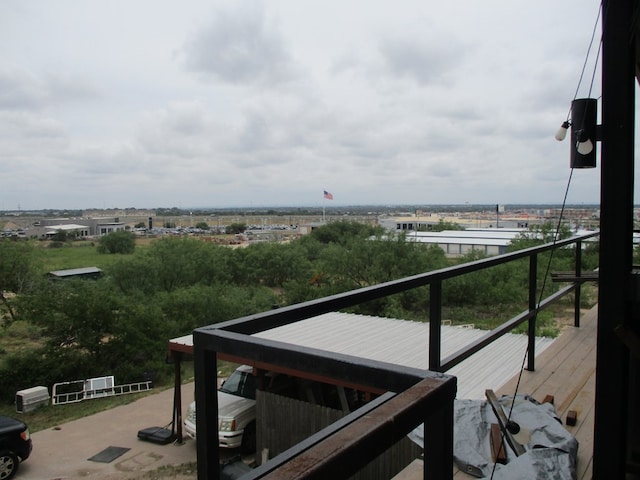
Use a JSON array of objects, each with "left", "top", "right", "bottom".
[
  {"left": 551, "top": 271, "right": 599, "bottom": 282},
  {"left": 485, "top": 389, "right": 526, "bottom": 457},
  {"left": 497, "top": 310, "right": 597, "bottom": 401},
  {"left": 496, "top": 306, "right": 596, "bottom": 477},
  {"left": 490, "top": 423, "right": 507, "bottom": 464},
  {"left": 563, "top": 371, "right": 595, "bottom": 480}
]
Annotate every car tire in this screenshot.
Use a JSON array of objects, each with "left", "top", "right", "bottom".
[
  {"left": 241, "top": 422, "right": 256, "bottom": 454},
  {"left": 0, "top": 450, "right": 19, "bottom": 480}
]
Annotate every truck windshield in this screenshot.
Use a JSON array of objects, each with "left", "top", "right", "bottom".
[{"left": 219, "top": 370, "right": 256, "bottom": 400}]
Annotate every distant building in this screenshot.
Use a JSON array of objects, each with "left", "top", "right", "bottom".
[
  {"left": 48, "top": 267, "right": 103, "bottom": 280},
  {"left": 378, "top": 214, "right": 524, "bottom": 232},
  {"left": 297, "top": 222, "right": 327, "bottom": 235},
  {"left": 82, "top": 208, "right": 155, "bottom": 218},
  {"left": 26, "top": 217, "right": 125, "bottom": 239},
  {"left": 403, "top": 229, "right": 526, "bottom": 257}
]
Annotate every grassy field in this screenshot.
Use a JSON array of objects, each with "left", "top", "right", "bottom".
[
  {"left": 33, "top": 238, "right": 155, "bottom": 274},
  {"left": 0, "top": 237, "right": 172, "bottom": 430}
]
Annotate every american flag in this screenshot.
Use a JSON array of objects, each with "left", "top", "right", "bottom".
[{"left": 323, "top": 190, "right": 333, "bottom": 200}]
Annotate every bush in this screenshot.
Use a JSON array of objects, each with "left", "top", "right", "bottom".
[{"left": 97, "top": 231, "right": 136, "bottom": 254}]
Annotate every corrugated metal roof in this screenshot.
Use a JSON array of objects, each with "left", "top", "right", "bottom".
[
  {"left": 48, "top": 266, "right": 103, "bottom": 277},
  {"left": 254, "top": 312, "right": 554, "bottom": 399},
  {"left": 172, "top": 312, "right": 555, "bottom": 400}
]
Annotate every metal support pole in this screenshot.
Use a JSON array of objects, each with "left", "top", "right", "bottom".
[
  {"left": 423, "top": 398, "right": 454, "bottom": 480},
  {"left": 594, "top": 0, "right": 634, "bottom": 476},
  {"left": 574, "top": 240, "right": 582, "bottom": 328},
  {"left": 195, "top": 341, "right": 220, "bottom": 480},
  {"left": 527, "top": 254, "right": 537, "bottom": 371},
  {"left": 174, "top": 352, "right": 183, "bottom": 443},
  {"left": 429, "top": 280, "right": 442, "bottom": 371}
]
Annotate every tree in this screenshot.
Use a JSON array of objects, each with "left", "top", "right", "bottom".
[
  {"left": 17, "top": 279, "right": 175, "bottom": 386},
  {"left": 97, "top": 231, "right": 136, "bottom": 254},
  {"left": 239, "top": 242, "right": 312, "bottom": 288},
  {"left": 20, "top": 279, "right": 120, "bottom": 359},
  {"left": 51, "top": 229, "right": 68, "bottom": 242},
  {"left": 309, "top": 221, "right": 384, "bottom": 245},
  {"left": 226, "top": 223, "right": 247, "bottom": 234},
  {"left": 422, "top": 219, "right": 464, "bottom": 232},
  {"left": 303, "top": 233, "right": 448, "bottom": 318},
  {"left": 128, "top": 237, "right": 205, "bottom": 292},
  {"left": 0, "top": 239, "right": 40, "bottom": 326},
  {"left": 507, "top": 222, "right": 573, "bottom": 251},
  {"left": 195, "top": 221, "right": 209, "bottom": 230}
]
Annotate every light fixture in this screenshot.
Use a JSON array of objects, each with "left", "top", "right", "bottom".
[
  {"left": 569, "top": 98, "right": 598, "bottom": 169},
  {"left": 555, "top": 121, "right": 570, "bottom": 141},
  {"left": 575, "top": 130, "right": 594, "bottom": 155},
  {"left": 554, "top": 99, "right": 598, "bottom": 168}
]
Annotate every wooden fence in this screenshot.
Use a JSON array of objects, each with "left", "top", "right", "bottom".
[{"left": 256, "top": 391, "right": 421, "bottom": 480}]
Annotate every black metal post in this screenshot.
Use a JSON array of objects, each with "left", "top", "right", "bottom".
[
  {"left": 527, "top": 254, "right": 537, "bottom": 371},
  {"left": 574, "top": 240, "right": 582, "bottom": 328},
  {"left": 174, "top": 352, "right": 183, "bottom": 443},
  {"left": 195, "top": 340, "right": 220, "bottom": 480},
  {"left": 423, "top": 397, "right": 454, "bottom": 480},
  {"left": 429, "top": 280, "right": 442, "bottom": 371},
  {"left": 594, "top": 0, "right": 634, "bottom": 476}
]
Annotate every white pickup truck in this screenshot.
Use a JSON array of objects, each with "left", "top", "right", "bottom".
[
  {"left": 184, "top": 365, "right": 258, "bottom": 451},
  {"left": 184, "top": 364, "right": 366, "bottom": 452}
]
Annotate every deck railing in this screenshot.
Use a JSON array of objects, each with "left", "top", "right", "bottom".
[{"left": 193, "top": 231, "right": 599, "bottom": 480}]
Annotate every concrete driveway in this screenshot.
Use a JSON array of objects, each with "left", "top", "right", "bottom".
[{"left": 16, "top": 383, "right": 197, "bottom": 480}]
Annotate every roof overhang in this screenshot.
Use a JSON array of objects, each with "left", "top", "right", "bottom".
[{"left": 168, "top": 312, "right": 554, "bottom": 399}]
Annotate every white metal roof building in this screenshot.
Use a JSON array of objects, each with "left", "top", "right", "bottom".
[
  {"left": 401, "top": 229, "right": 526, "bottom": 257},
  {"left": 170, "top": 312, "right": 555, "bottom": 400}
]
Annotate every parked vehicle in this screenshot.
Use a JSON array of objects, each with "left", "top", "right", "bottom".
[
  {"left": 185, "top": 365, "right": 258, "bottom": 452},
  {"left": 0, "top": 416, "right": 32, "bottom": 480},
  {"left": 184, "top": 364, "right": 368, "bottom": 453}
]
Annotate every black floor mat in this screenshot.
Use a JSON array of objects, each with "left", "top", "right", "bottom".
[{"left": 88, "top": 445, "right": 131, "bottom": 463}]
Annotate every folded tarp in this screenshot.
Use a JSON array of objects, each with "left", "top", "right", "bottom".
[{"left": 408, "top": 395, "right": 578, "bottom": 479}]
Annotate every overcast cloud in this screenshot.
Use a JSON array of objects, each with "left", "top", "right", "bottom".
[{"left": 0, "top": 0, "right": 616, "bottom": 210}]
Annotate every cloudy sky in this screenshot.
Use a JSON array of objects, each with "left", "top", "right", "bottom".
[{"left": 0, "top": 1, "right": 612, "bottom": 210}]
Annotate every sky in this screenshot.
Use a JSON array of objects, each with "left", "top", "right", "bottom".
[{"left": 0, "top": 1, "right": 616, "bottom": 210}]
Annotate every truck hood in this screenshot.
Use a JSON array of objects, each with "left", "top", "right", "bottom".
[{"left": 217, "top": 391, "right": 255, "bottom": 420}]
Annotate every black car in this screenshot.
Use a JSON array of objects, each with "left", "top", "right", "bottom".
[{"left": 0, "top": 416, "right": 32, "bottom": 480}]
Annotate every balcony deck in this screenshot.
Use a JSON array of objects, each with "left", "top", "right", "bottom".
[{"left": 394, "top": 305, "right": 597, "bottom": 480}]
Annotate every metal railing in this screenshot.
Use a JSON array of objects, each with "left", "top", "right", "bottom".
[
  {"left": 193, "top": 231, "right": 599, "bottom": 480},
  {"left": 52, "top": 379, "right": 152, "bottom": 405}
]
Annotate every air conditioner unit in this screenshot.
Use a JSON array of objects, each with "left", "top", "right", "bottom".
[{"left": 15, "top": 386, "right": 50, "bottom": 413}]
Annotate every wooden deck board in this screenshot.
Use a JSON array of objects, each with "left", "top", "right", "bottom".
[{"left": 401, "top": 306, "right": 597, "bottom": 480}]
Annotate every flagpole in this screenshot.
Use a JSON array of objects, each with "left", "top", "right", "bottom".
[{"left": 322, "top": 190, "right": 332, "bottom": 222}]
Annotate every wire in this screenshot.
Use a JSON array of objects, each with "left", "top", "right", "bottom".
[
  {"left": 563, "top": 3, "right": 603, "bottom": 122},
  {"left": 489, "top": 167, "right": 575, "bottom": 479},
  {"left": 490, "top": 3, "right": 603, "bottom": 477},
  {"left": 574, "top": 3, "right": 602, "bottom": 101},
  {"left": 490, "top": 6, "right": 603, "bottom": 477}
]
